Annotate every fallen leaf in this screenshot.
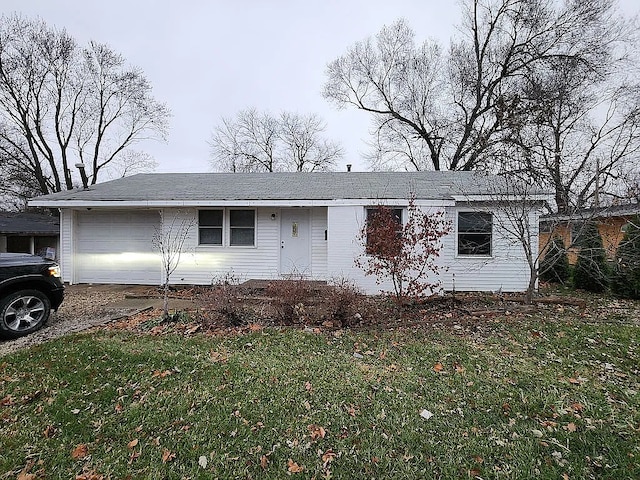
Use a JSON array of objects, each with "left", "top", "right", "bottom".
[
  {"left": 532, "top": 429, "right": 543, "bottom": 438},
  {"left": 127, "top": 438, "right": 139, "bottom": 449},
  {"left": 287, "top": 458, "right": 304, "bottom": 473},
  {"left": 308, "top": 424, "right": 327, "bottom": 441},
  {"left": 198, "top": 455, "right": 208, "bottom": 468},
  {"left": 161, "top": 448, "right": 175, "bottom": 463},
  {"left": 152, "top": 370, "right": 173, "bottom": 378},
  {"left": 454, "top": 363, "right": 466, "bottom": 373},
  {"left": 71, "top": 444, "right": 88, "bottom": 459},
  {"left": 346, "top": 405, "right": 357, "bottom": 416},
  {"left": 114, "top": 403, "right": 123, "bottom": 413},
  {"left": 322, "top": 449, "right": 337, "bottom": 465},
  {"left": 570, "top": 402, "right": 584, "bottom": 413},
  {"left": 260, "top": 455, "right": 269, "bottom": 469},
  {"left": 566, "top": 422, "right": 577, "bottom": 433},
  {"left": 43, "top": 425, "right": 56, "bottom": 438},
  {"left": 304, "top": 381, "right": 313, "bottom": 392},
  {"left": 433, "top": 362, "right": 444, "bottom": 372}
]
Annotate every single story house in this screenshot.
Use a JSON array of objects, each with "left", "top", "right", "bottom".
[
  {"left": 539, "top": 204, "right": 640, "bottom": 264},
  {"left": 0, "top": 211, "right": 60, "bottom": 259},
  {"left": 29, "top": 172, "right": 547, "bottom": 294}
]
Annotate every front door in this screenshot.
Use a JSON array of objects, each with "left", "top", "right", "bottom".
[{"left": 280, "top": 209, "right": 311, "bottom": 276}]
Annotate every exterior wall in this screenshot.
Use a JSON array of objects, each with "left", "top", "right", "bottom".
[
  {"left": 327, "top": 204, "right": 535, "bottom": 295},
  {"left": 439, "top": 205, "right": 534, "bottom": 293},
  {"left": 60, "top": 209, "right": 74, "bottom": 283},
  {"left": 166, "top": 206, "right": 328, "bottom": 285},
  {"left": 59, "top": 203, "right": 538, "bottom": 294}
]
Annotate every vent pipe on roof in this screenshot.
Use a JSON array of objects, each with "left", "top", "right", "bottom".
[
  {"left": 75, "top": 163, "right": 89, "bottom": 190},
  {"left": 346, "top": 164, "right": 352, "bottom": 172}
]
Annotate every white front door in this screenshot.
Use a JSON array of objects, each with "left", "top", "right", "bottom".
[{"left": 280, "top": 208, "right": 311, "bottom": 275}]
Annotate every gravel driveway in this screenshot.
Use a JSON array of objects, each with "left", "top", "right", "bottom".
[{"left": 0, "top": 285, "right": 164, "bottom": 357}]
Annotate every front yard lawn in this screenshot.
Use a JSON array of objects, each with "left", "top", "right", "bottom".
[{"left": 1, "top": 304, "right": 639, "bottom": 478}]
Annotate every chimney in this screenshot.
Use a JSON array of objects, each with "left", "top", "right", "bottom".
[{"left": 346, "top": 164, "right": 352, "bottom": 172}]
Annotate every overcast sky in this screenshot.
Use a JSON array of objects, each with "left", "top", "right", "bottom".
[{"left": 3, "top": 1, "right": 639, "bottom": 174}]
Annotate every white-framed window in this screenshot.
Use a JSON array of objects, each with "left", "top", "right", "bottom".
[
  {"left": 229, "top": 209, "right": 255, "bottom": 246},
  {"left": 199, "top": 209, "right": 223, "bottom": 245},
  {"left": 198, "top": 208, "right": 256, "bottom": 247},
  {"left": 458, "top": 211, "right": 492, "bottom": 256}
]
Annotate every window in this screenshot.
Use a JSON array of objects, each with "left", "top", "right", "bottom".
[
  {"left": 199, "top": 210, "right": 223, "bottom": 245},
  {"left": 366, "top": 207, "right": 403, "bottom": 251},
  {"left": 229, "top": 209, "right": 255, "bottom": 246},
  {"left": 458, "top": 212, "right": 492, "bottom": 256}
]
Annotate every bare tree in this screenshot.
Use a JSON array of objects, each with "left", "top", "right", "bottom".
[
  {"left": 503, "top": 35, "right": 640, "bottom": 213},
  {"left": 209, "top": 109, "right": 343, "bottom": 172},
  {"left": 279, "top": 112, "right": 343, "bottom": 171},
  {"left": 323, "top": 0, "right": 635, "bottom": 186},
  {"left": 152, "top": 210, "right": 196, "bottom": 321},
  {"left": 209, "top": 109, "right": 280, "bottom": 172},
  {"left": 0, "top": 15, "right": 169, "bottom": 199}
]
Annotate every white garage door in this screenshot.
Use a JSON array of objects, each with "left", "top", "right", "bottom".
[{"left": 75, "top": 210, "right": 161, "bottom": 284}]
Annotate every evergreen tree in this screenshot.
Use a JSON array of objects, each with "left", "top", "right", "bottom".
[
  {"left": 539, "top": 236, "right": 570, "bottom": 284},
  {"left": 611, "top": 216, "right": 640, "bottom": 299},
  {"left": 574, "top": 221, "right": 608, "bottom": 292}
]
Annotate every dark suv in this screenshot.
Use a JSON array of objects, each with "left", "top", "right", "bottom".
[{"left": 0, "top": 253, "right": 64, "bottom": 339}]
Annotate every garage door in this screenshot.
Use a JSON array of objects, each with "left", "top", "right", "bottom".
[{"left": 75, "top": 210, "right": 161, "bottom": 284}]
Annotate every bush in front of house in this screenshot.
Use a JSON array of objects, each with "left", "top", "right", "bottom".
[
  {"left": 611, "top": 216, "right": 640, "bottom": 299},
  {"left": 573, "top": 221, "right": 608, "bottom": 292},
  {"left": 539, "top": 235, "right": 570, "bottom": 284}
]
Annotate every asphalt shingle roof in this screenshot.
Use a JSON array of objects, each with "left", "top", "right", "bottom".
[
  {"left": 29, "top": 172, "right": 538, "bottom": 205},
  {"left": 0, "top": 212, "right": 59, "bottom": 235}
]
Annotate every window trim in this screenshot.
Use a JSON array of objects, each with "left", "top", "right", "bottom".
[
  {"left": 198, "top": 209, "right": 224, "bottom": 246},
  {"left": 197, "top": 208, "right": 257, "bottom": 248},
  {"left": 456, "top": 211, "right": 493, "bottom": 257},
  {"left": 229, "top": 208, "right": 256, "bottom": 247}
]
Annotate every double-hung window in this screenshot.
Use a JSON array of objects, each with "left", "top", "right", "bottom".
[
  {"left": 198, "top": 209, "right": 256, "bottom": 247},
  {"left": 199, "top": 210, "right": 223, "bottom": 245},
  {"left": 458, "top": 212, "right": 492, "bottom": 256},
  {"left": 229, "top": 209, "right": 255, "bottom": 246}
]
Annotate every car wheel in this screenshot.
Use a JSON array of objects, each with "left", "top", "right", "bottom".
[{"left": 0, "top": 289, "right": 51, "bottom": 339}]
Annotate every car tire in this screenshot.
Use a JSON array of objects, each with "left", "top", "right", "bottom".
[{"left": 0, "top": 289, "right": 51, "bottom": 339}]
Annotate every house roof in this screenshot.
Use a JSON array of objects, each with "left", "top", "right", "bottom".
[
  {"left": 541, "top": 203, "right": 640, "bottom": 223},
  {"left": 0, "top": 212, "right": 59, "bottom": 235},
  {"left": 28, "top": 171, "right": 548, "bottom": 208}
]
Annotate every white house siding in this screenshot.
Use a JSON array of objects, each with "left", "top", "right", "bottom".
[
  {"left": 327, "top": 205, "right": 391, "bottom": 294},
  {"left": 59, "top": 209, "right": 74, "bottom": 283},
  {"left": 438, "top": 206, "right": 536, "bottom": 293},
  {"left": 72, "top": 209, "right": 161, "bottom": 284},
  {"left": 310, "top": 207, "right": 328, "bottom": 279},
  {"left": 168, "top": 207, "right": 328, "bottom": 285},
  {"left": 327, "top": 204, "right": 536, "bottom": 295}
]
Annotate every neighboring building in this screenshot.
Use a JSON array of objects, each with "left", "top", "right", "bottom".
[
  {"left": 539, "top": 204, "right": 640, "bottom": 264},
  {"left": 29, "top": 172, "right": 547, "bottom": 294},
  {"left": 0, "top": 212, "right": 60, "bottom": 259}
]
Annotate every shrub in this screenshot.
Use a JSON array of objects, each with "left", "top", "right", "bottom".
[
  {"left": 356, "top": 196, "right": 451, "bottom": 301},
  {"left": 573, "top": 221, "right": 608, "bottom": 292},
  {"left": 611, "top": 216, "right": 640, "bottom": 299},
  {"left": 203, "top": 273, "right": 253, "bottom": 327},
  {"left": 322, "top": 278, "right": 365, "bottom": 327},
  {"left": 539, "top": 236, "right": 570, "bottom": 284},
  {"left": 266, "top": 279, "right": 315, "bottom": 325}
]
